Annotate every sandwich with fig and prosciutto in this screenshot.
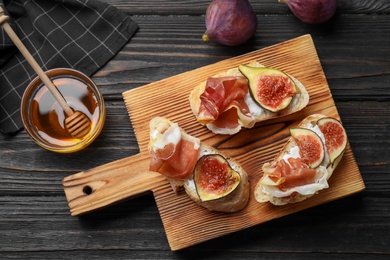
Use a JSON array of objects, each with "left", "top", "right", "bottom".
[
  {"left": 189, "top": 61, "right": 310, "bottom": 135},
  {"left": 254, "top": 114, "right": 348, "bottom": 205},
  {"left": 148, "top": 117, "right": 250, "bottom": 212}
]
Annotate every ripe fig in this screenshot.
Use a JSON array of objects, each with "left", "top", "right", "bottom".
[
  {"left": 202, "top": 0, "right": 258, "bottom": 46},
  {"left": 317, "top": 117, "right": 347, "bottom": 165},
  {"left": 194, "top": 154, "right": 240, "bottom": 202},
  {"left": 279, "top": 0, "right": 337, "bottom": 25},
  {"left": 290, "top": 128, "right": 325, "bottom": 168},
  {"left": 238, "top": 64, "right": 296, "bottom": 112}
]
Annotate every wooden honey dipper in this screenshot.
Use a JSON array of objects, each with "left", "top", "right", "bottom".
[{"left": 0, "top": 6, "right": 91, "bottom": 139}]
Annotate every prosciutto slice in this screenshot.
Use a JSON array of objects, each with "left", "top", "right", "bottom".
[
  {"left": 260, "top": 157, "right": 329, "bottom": 198},
  {"left": 149, "top": 123, "right": 200, "bottom": 179},
  {"left": 198, "top": 76, "right": 255, "bottom": 134}
]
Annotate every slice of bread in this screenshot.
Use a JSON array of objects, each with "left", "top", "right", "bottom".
[
  {"left": 149, "top": 117, "right": 250, "bottom": 212},
  {"left": 254, "top": 114, "right": 345, "bottom": 205},
  {"left": 189, "top": 61, "right": 310, "bottom": 135}
]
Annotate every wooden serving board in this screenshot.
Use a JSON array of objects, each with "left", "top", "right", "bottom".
[{"left": 63, "top": 34, "right": 365, "bottom": 251}]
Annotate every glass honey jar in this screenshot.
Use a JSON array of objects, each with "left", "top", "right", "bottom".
[{"left": 20, "top": 68, "right": 105, "bottom": 153}]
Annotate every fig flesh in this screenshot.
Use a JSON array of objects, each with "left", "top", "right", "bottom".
[
  {"left": 203, "top": 0, "right": 258, "bottom": 46},
  {"left": 238, "top": 64, "right": 296, "bottom": 112},
  {"left": 194, "top": 154, "right": 240, "bottom": 202},
  {"left": 317, "top": 117, "right": 347, "bottom": 165},
  {"left": 290, "top": 128, "right": 325, "bottom": 168},
  {"left": 279, "top": 0, "right": 337, "bottom": 25}
]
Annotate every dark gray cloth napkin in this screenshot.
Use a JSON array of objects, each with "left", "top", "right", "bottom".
[{"left": 0, "top": 0, "right": 138, "bottom": 135}]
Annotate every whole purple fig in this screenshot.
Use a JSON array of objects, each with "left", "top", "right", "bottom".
[
  {"left": 202, "top": 0, "right": 258, "bottom": 46},
  {"left": 280, "top": 0, "right": 337, "bottom": 24}
]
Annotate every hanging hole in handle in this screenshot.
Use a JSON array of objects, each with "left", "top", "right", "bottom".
[{"left": 83, "top": 185, "right": 93, "bottom": 195}]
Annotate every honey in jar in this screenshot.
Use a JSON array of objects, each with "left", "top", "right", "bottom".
[{"left": 21, "top": 68, "right": 105, "bottom": 153}]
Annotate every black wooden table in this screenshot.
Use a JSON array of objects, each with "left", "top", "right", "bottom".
[{"left": 1, "top": 0, "right": 389, "bottom": 259}]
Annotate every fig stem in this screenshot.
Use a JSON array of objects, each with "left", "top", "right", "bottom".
[{"left": 202, "top": 32, "right": 210, "bottom": 42}]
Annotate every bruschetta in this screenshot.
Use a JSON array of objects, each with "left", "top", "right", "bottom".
[
  {"left": 254, "top": 114, "right": 348, "bottom": 205},
  {"left": 148, "top": 117, "right": 250, "bottom": 212},
  {"left": 189, "top": 61, "right": 309, "bottom": 135}
]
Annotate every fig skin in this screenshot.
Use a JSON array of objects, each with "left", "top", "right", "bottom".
[
  {"left": 238, "top": 64, "right": 296, "bottom": 112},
  {"left": 194, "top": 154, "right": 241, "bottom": 202},
  {"left": 290, "top": 128, "right": 325, "bottom": 168},
  {"left": 203, "top": 0, "right": 258, "bottom": 46},
  {"left": 317, "top": 117, "right": 347, "bottom": 166},
  {"left": 279, "top": 0, "right": 337, "bottom": 25}
]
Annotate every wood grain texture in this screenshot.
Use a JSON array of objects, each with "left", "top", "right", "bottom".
[
  {"left": 62, "top": 36, "right": 366, "bottom": 251},
  {"left": 122, "top": 34, "right": 364, "bottom": 250},
  {"left": 63, "top": 153, "right": 165, "bottom": 216},
  {"left": 105, "top": 0, "right": 390, "bottom": 15},
  {"left": 1, "top": 0, "right": 389, "bottom": 259}
]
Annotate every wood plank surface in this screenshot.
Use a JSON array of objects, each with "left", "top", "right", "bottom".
[
  {"left": 62, "top": 35, "right": 366, "bottom": 251},
  {"left": 120, "top": 35, "right": 363, "bottom": 250},
  {"left": 0, "top": 0, "right": 389, "bottom": 259}
]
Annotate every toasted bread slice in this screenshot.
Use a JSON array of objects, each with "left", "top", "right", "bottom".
[
  {"left": 149, "top": 117, "right": 250, "bottom": 212},
  {"left": 189, "top": 61, "right": 309, "bottom": 135},
  {"left": 254, "top": 114, "right": 346, "bottom": 205}
]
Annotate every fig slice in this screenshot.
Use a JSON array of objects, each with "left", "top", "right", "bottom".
[
  {"left": 194, "top": 154, "right": 240, "bottom": 202},
  {"left": 317, "top": 117, "right": 348, "bottom": 165},
  {"left": 238, "top": 65, "right": 296, "bottom": 112},
  {"left": 290, "top": 128, "right": 325, "bottom": 168}
]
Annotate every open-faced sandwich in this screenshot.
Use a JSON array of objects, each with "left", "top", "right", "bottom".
[
  {"left": 254, "top": 114, "right": 348, "bottom": 205},
  {"left": 148, "top": 117, "right": 250, "bottom": 212},
  {"left": 189, "top": 61, "right": 310, "bottom": 135}
]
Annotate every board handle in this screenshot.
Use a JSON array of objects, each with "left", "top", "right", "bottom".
[{"left": 62, "top": 153, "right": 165, "bottom": 216}]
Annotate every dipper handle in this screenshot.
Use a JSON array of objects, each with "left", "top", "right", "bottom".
[{"left": 0, "top": 6, "right": 73, "bottom": 117}]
